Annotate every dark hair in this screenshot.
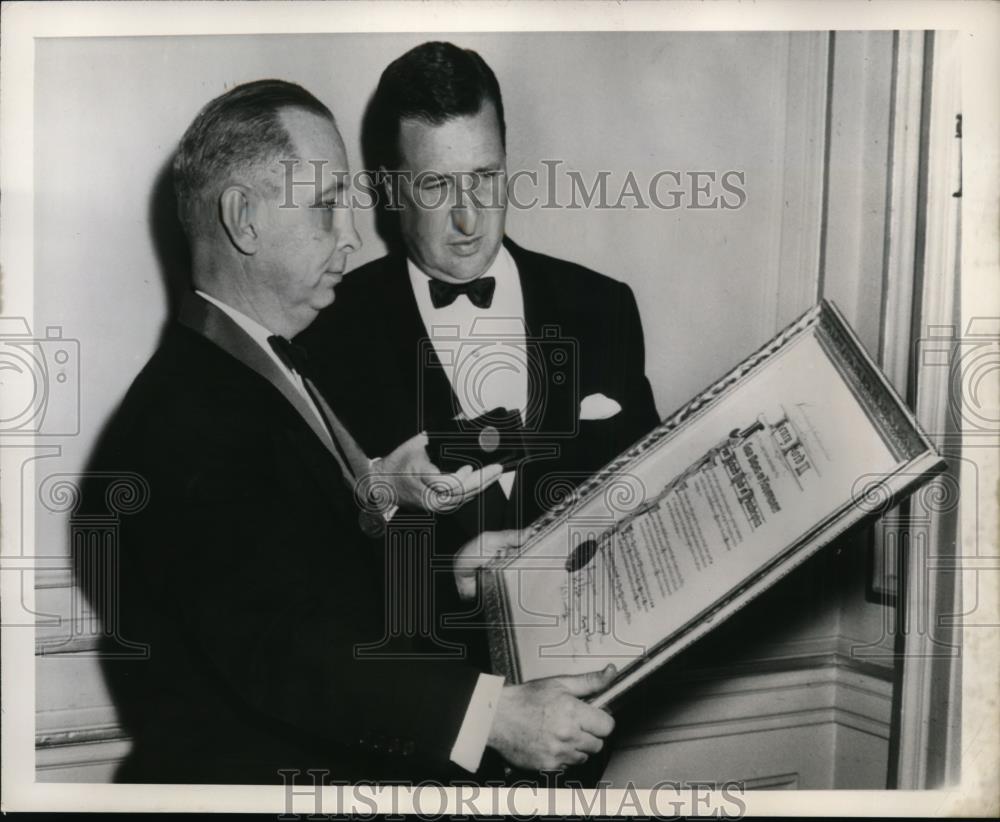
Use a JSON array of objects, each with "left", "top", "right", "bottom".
[
  {"left": 172, "top": 79, "right": 333, "bottom": 237},
  {"left": 368, "top": 41, "right": 506, "bottom": 169}
]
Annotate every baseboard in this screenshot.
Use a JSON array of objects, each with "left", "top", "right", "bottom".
[{"left": 604, "top": 653, "right": 892, "bottom": 789}]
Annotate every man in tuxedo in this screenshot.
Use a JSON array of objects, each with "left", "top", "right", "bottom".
[
  {"left": 299, "top": 42, "right": 660, "bottom": 673},
  {"left": 81, "top": 79, "right": 616, "bottom": 784}
]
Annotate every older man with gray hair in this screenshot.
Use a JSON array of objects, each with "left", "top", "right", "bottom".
[{"left": 82, "top": 78, "right": 615, "bottom": 784}]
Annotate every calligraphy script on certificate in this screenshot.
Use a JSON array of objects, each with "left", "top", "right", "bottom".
[{"left": 482, "top": 300, "right": 945, "bottom": 708}]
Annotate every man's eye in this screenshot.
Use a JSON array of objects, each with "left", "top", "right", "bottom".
[{"left": 418, "top": 174, "right": 454, "bottom": 190}]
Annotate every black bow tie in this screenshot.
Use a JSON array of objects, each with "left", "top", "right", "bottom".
[
  {"left": 268, "top": 335, "right": 312, "bottom": 377},
  {"left": 428, "top": 276, "right": 496, "bottom": 309}
]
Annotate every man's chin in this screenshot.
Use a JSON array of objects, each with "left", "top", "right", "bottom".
[
  {"left": 310, "top": 286, "right": 339, "bottom": 312},
  {"left": 446, "top": 247, "right": 501, "bottom": 281}
]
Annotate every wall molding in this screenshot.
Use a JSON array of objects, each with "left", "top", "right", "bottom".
[
  {"left": 657, "top": 632, "right": 895, "bottom": 684},
  {"left": 35, "top": 632, "right": 893, "bottom": 783},
  {"left": 36, "top": 738, "right": 131, "bottom": 783},
  {"left": 606, "top": 655, "right": 892, "bottom": 789},
  {"left": 35, "top": 566, "right": 75, "bottom": 590},
  {"left": 617, "top": 662, "right": 891, "bottom": 745},
  {"left": 35, "top": 576, "right": 104, "bottom": 655},
  {"left": 768, "top": 31, "right": 830, "bottom": 338},
  {"left": 880, "top": 30, "right": 926, "bottom": 394},
  {"left": 37, "top": 721, "right": 127, "bottom": 749},
  {"left": 895, "top": 29, "right": 964, "bottom": 791}
]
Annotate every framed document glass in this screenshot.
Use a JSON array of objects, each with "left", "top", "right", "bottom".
[{"left": 482, "top": 300, "right": 945, "bottom": 708}]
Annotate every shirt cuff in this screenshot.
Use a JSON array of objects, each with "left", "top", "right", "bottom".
[{"left": 450, "top": 673, "right": 505, "bottom": 773}]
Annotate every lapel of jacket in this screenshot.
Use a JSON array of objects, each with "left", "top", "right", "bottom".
[
  {"left": 508, "top": 237, "right": 580, "bottom": 434},
  {"left": 382, "top": 253, "right": 462, "bottom": 431},
  {"left": 507, "top": 237, "right": 547, "bottom": 432},
  {"left": 503, "top": 238, "right": 580, "bottom": 525},
  {"left": 177, "top": 293, "right": 356, "bottom": 487}
]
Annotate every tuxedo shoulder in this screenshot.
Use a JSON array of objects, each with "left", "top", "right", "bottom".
[
  {"left": 137, "top": 324, "right": 252, "bottom": 388},
  {"left": 305, "top": 253, "right": 402, "bottom": 334},
  {"left": 346, "top": 252, "right": 398, "bottom": 279},
  {"left": 92, "top": 342, "right": 260, "bottom": 480},
  {"left": 508, "top": 241, "right": 632, "bottom": 296},
  {"left": 122, "top": 326, "right": 273, "bottom": 428},
  {"left": 335, "top": 253, "right": 396, "bottom": 293}
]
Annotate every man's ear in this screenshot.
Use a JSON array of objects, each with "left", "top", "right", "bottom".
[{"left": 218, "top": 185, "right": 260, "bottom": 255}]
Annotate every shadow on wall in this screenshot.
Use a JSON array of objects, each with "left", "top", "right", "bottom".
[
  {"left": 360, "top": 83, "right": 404, "bottom": 256},
  {"left": 65, "top": 156, "right": 190, "bottom": 781},
  {"left": 148, "top": 154, "right": 191, "bottom": 321}
]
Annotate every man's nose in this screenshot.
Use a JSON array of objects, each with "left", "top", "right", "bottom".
[
  {"left": 450, "top": 204, "right": 479, "bottom": 236},
  {"left": 336, "top": 208, "right": 362, "bottom": 255}
]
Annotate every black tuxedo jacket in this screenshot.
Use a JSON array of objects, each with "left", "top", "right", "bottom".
[
  {"left": 298, "top": 237, "right": 660, "bottom": 666},
  {"left": 79, "top": 294, "right": 482, "bottom": 784}
]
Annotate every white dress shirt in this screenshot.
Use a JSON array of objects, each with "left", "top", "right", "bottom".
[
  {"left": 408, "top": 244, "right": 529, "bottom": 498},
  {"left": 406, "top": 250, "right": 520, "bottom": 767},
  {"left": 194, "top": 289, "right": 501, "bottom": 773}
]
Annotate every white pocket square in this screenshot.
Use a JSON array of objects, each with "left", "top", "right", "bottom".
[{"left": 579, "top": 393, "right": 622, "bottom": 421}]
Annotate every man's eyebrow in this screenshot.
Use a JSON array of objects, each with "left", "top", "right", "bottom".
[
  {"left": 414, "top": 167, "right": 501, "bottom": 185},
  {"left": 428, "top": 166, "right": 502, "bottom": 177}
]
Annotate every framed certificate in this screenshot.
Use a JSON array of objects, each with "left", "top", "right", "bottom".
[{"left": 481, "top": 300, "right": 945, "bottom": 709}]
